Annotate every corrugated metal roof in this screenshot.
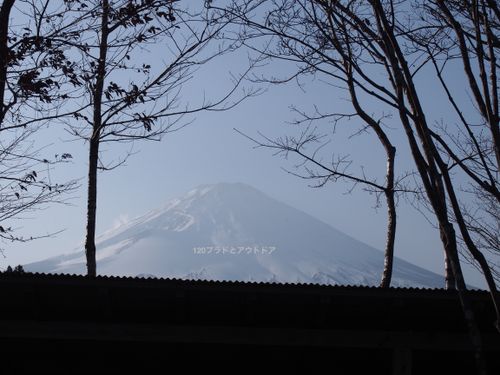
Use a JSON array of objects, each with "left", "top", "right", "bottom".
[{"left": 0, "top": 270, "right": 488, "bottom": 294}]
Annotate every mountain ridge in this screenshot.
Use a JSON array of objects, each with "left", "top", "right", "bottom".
[{"left": 25, "top": 182, "right": 445, "bottom": 288}]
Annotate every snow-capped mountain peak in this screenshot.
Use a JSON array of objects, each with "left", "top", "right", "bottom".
[{"left": 25, "top": 182, "right": 444, "bottom": 288}]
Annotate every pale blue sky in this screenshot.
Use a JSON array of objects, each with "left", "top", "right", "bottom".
[{"left": 0, "top": 2, "right": 490, "bottom": 288}]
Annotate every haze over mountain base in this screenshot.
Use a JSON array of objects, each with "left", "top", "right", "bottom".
[{"left": 26, "top": 183, "right": 445, "bottom": 287}]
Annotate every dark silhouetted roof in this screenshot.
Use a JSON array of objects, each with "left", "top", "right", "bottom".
[{"left": 0, "top": 272, "right": 498, "bottom": 374}]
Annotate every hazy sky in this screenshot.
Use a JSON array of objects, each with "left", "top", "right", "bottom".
[{"left": 0, "top": 1, "right": 490, "bottom": 288}]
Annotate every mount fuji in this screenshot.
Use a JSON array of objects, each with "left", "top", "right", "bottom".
[{"left": 25, "top": 182, "right": 445, "bottom": 287}]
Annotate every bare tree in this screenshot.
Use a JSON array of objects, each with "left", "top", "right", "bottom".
[
  {"left": 235, "top": 118, "right": 400, "bottom": 288},
  {"left": 0, "top": 0, "right": 79, "bottom": 250},
  {"left": 215, "top": 0, "right": 412, "bottom": 288},
  {"left": 213, "top": 1, "right": 500, "bottom": 372},
  {"left": 405, "top": 0, "right": 500, "bottom": 288},
  {"left": 58, "top": 0, "right": 255, "bottom": 277}
]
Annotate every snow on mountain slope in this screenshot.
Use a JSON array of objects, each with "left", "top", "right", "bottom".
[{"left": 25, "top": 182, "right": 445, "bottom": 287}]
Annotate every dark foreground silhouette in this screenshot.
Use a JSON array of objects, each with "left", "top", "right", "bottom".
[{"left": 0, "top": 272, "right": 498, "bottom": 374}]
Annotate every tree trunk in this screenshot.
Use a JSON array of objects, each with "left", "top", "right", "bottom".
[
  {"left": 440, "top": 222, "right": 488, "bottom": 375},
  {"left": 0, "top": 0, "right": 16, "bottom": 124},
  {"left": 84, "top": 137, "right": 99, "bottom": 277},
  {"left": 344, "top": 63, "right": 397, "bottom": 288},
  {"left": 444, "top": 250, "right": 456, "bottom": 290},
  {"left": 380, "top": 147, "right": 396, "bottom": 288},
  {"left": 84, "top": 0, "right": 109, "bottom": 277},
  {"left": 438, "top": 158, "right": 500, "bottom": 331}
]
